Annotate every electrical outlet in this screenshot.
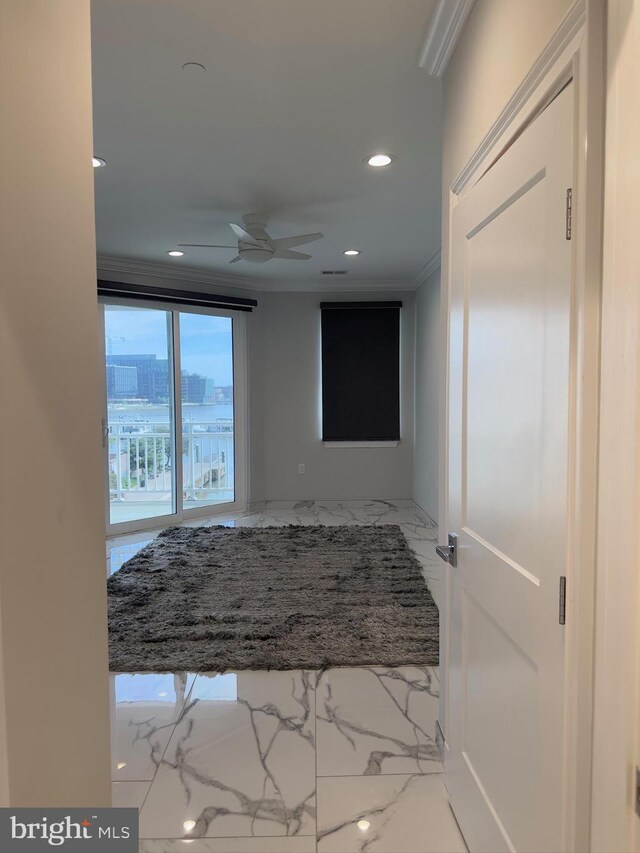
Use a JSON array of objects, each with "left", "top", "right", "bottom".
[{"left": 298, "top": 463, "right": 306, "bottom": 474}]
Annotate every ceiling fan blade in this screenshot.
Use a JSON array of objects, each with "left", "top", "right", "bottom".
[
  {"left": 271, "top": 233, "right": 324, "bottom": 250},
  {"left": 272, "top": 248, "right": 312, "bottom": 260},
  {"left": 229, "top": 255, "right": 242, "bottom": 264},
  {"left": 229, "top": 222, "right": 257, "bottom": 243},
  {"left": 177, "top": 243, "right": 236, "bottom": 249}
]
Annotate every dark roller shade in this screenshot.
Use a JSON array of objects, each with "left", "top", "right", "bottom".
[
  {"left": 321, "top": 302, "right": 401, "bottom": 442},
  {"left": 98, "top": 279, "right": 257, "bottom": 312}
]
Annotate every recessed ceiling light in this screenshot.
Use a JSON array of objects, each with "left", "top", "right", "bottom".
[
  {"left": 357, "top": 820, "right": 371, "bottom": 832},
  {"left": 366, "top": 153, "right": 394, "bottom": 168},
  {"left": 167, "top": 250, "right": 185, "bottom": 257},
  {"left": 183, "top": 820, "right": 196, "bottom": 833},
  {"left": 92, "top": 157, "right": 106, "bottom": 168},
  {"left": 344, "top": 249, "right": 361, "bottom": 256}
]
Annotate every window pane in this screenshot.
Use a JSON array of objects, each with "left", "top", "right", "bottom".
[
  {"left": 105, "top": 305, "right": 176, "bottom": 525},
  {"left": 179, "top": 313, "right": 234, "bottom": 509}
]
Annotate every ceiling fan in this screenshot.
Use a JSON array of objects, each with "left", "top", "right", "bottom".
[{"left": 178, "top": 212, "right": 324, "bottom": 264}]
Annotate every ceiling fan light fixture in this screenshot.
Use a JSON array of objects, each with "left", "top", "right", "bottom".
[
  {"left": 166, "top": 250, "right": 184, "bottom": 257},
  {"left": 182, "top": 62, "right": 206, "bottom": 73},
  {"left": 178, "top": 214, "right": 324, "bottom": 263},
  {"left": 366, "top": 153, "right": 394, "bottom": 168},
  {"left": 239, "top": 246, "right": 274, "bottom": 264}
]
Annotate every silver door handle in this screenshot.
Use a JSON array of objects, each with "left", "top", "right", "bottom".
[{"left": 436, "top": 533, "right": 457, "bottom": 567}]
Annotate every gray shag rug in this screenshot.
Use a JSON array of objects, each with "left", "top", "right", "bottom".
[{"left": 107, "top": 524, "right": 439, "bottom": 672}]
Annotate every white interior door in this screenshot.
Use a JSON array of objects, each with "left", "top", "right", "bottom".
[{"left": 446, "top": 83, "right": 574, "bottom": 853}]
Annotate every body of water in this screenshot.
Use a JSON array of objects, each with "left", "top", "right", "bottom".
[{"left": 108, "top": 402, "right": 233, "bottom": 425}]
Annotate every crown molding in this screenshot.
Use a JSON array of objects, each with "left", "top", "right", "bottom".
[
  {"left": 96, "top": 255, "right": 415, "bottom": 294},
  {"left": 254, "top": 278, "right": 416, "bottom": 293},
  {"left": 96, "top": 255, "right": 263, "bottom": 292},
  {"left": 417, "top": 0, "right": 475, "bottom": 77},
  {"left": 415, "top": 247, "right": 442, "bottom": 287}
]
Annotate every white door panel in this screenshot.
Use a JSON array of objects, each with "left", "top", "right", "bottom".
[{"left": 447, "top": 84, "right": 574, "bottom": 853}]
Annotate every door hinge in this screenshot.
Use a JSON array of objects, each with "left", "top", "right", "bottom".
[
  {"left": 565, "top": 188, "right": 572, "bottom": 240},
  {"left": 559, "top": 576, "right": 567, "bottom": 625}
]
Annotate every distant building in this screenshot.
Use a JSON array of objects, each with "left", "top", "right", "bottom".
[
  {"left": 107, "top": 354, "right": 217, "bottom": 404},
  {"left": 108, "top": 354, "right": 170, "bottom": 403},
  {"left": 106, "top": 363, "right": 138, "bottom": 399},
  {"left": 181, "top": 371, "right": 216, "bottom": 404},
  {"left": 214, "top": 385, "right": 234, "bottom": 403}
]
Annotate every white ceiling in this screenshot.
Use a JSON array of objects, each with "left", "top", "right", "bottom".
[{"left": 91, "top": 0, "right": 441, "bottom": 289}]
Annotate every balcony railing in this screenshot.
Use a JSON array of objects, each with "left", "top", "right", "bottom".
[{"left": 108, "top": 421, "right": 234, "bottom": 503}]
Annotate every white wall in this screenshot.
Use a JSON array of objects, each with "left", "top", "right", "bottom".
[
  {"left": 442, "top": 0, "right": 576, "bottom": 186},
  {"left": 260, "top": 291, "right": 415, "bottom": 501},
  {"left": 95, "top": 270, "right": 414, "bottom": 502},
  {"left": 413, "top": 268, "right": 440, "bottom": 522},
  {"left": 0, "top": 0, "right": 111, "bottom": 804}
]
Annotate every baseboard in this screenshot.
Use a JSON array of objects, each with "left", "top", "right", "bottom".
[
  {"left": 436, "top": 718, "right": 446, "bottom": 764},
  {"left": 412, "top": 498, "right": 438, "bottom": 527}
]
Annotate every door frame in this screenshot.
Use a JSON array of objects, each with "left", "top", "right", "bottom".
[
  {"left": 591, "top": 2, "right": 640, "bottom": 849},
  {"left": 438, "top": 2, "right": 605, "bottom": 850},
  {"left": 99, "top": 297, "right": 248, "bottom": 537}
]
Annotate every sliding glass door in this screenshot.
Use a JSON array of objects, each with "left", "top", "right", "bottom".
[
  {"left": 104, "top": 305, "right": 175, "bottom": 526},
  {"left": 102, "top": 300, "right": 244, "bottom": 533},
  {"left": 179, "top": 312, "right": 235, "bottom": 512}
]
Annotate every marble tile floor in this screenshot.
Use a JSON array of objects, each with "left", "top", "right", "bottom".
[{"left": 107, "top": 501, "right": 466, "bottom": 852}]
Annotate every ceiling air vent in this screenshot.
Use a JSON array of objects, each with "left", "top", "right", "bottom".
[{"left": 322, "top": 270, "right": 348, "bottom": 275}]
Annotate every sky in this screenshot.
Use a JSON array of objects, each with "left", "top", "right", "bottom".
[{"left": 104, "top": 306, "right": 233, "bottom": 385}]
